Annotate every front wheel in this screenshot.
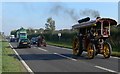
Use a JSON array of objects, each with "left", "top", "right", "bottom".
[
  {"left": 87, "top": 43, "right": 96, "bottom": 59},
  {"left": 28, "top": 46, "right": 31, "bottom": 48},
  {"left": 103, "top": 42, "right": 112, "bottom": 58},
  {"left": 72, "top": 36, "right": 83, "bottom": 56}
]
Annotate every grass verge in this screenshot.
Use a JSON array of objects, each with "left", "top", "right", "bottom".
[
  {"left": 2, "top": 37, "right": 27, "bottom": 72},
  {"left": 47, "top": 41, "right": 72, "bottom": 49},
  {"left": 47, "top": 41, "right": 120, "bottom": 57},
  {"left": 0, "top": 36, "right": 2, "bottom": 74}
]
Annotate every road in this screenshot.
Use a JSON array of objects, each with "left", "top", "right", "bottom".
[{"left": 10, "top": 42, "right": 119, "bottom": 73}]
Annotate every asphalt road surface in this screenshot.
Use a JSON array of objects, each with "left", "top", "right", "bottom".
[{"left": 10, "top": 42, "right": 119, "bottom": 73}]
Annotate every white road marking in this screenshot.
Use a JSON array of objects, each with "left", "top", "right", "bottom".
[
  {"left": 37, "top": 47, "right": 77, "bottom": 61},
  {"left": 95, "top": 65, "right": 118, "bottom": 73},
  {"left": 9, "top": 43, "right": 34, "bottom": 74},
  {"left": 38, "top": 48, "right": 48, "bottom": 52},
  {"left": 49, "top": 45, "right": 120, "bottom": 59},
  {"left": 54, "top": 53, "right": 77, "bottom": 61},
  {"left": 48, "top": 45, "right": 72, "bottom": 51},
  {"left": 33, "top": 47, "right": 36, "bottom": 48},
  {"left": 97, "top": 54, "right": 120, "bottom": 59},
  {"left": 61, "top": 47, "right": 72, "bottom": 51},
  {"left": 48, "top": 45, "right": 120, "bottom": 72},
  {"left": 110, "top": 56, "right": 120, "bottom": 59}
]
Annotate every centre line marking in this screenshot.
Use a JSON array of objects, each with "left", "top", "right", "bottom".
[
  {"left": 95, "top": 65, "right": 118, "bottom": 73},
  {"left": 49, "top": 45, "right": 120, "bottom": 59},
  {"left": 54, "top": 53, "right": 77, "bottom": 61},
  {"left": 38, "top": 48, "right": 48, "bottom": 52},
  {"left": 33, "top": 47, "right": 36, "bottom": 48}
]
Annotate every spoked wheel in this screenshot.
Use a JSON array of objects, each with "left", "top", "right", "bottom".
[
  {"left": 103, "top": 42, "right": 112, "bottom": 58},
  {"left": 72, "top": 36, "right": 83, "bottom": 56},
  {"left": 87, "top": 43, "right": 96, "bottom": 59}
]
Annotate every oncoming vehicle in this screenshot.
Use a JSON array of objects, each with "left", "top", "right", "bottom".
[
  {"left": 17, "top": 38, "right": 31, "bottom": 48},
  {"left": 10, "top": 35, "right": 16, "bottom": 42},
  {"left": 72, "top": 17, "right": 117, "bottom": 59},
  {"left": 16, "top": 27, "right": 27, "bottom": 42},
  {"left": 31, "top": 37, "right": 38, "bottom": 45}
]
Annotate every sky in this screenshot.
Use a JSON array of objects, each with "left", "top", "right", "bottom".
[{"left": 1, "top": 1, "right": 119, "bottom": 35}]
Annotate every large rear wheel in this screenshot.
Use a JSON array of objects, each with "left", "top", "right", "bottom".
[
  {"left": 87, "top": 43, "right": 96, "bottom": 59},
  {"left": 72, "top": 36, "right": 83, "bottom": 56},
  {"left": 103, "top": 42, "right": 112, "bottom": 58}
]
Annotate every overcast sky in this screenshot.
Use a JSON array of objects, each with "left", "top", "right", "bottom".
[{"left": 1, "top": 1, "right": 119, "bottom": 35}]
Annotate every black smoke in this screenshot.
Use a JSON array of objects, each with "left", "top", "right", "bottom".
[
  {"left": 80, "top": 9, "right": 100, "bottom": 18},
  {"left": 50, "top": 4, "right": 100, "bottom": 22}
]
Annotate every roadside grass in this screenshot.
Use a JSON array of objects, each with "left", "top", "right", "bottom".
[
  {"left": 47, "top": 41, "right": 72, "bottom": 49},
  {"left": 2, "top": 37, "right": 27, "bottom": 72},
  {"left": 0, "top": 35, "right": 2, "bottom": 74},
  {"left": 111, "top": 52, "right": 120, "bottom": 57},
  {"left": 47, "top": 41, "right": 120, "bottom": 57}
]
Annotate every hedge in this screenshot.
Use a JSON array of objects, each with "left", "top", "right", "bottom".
[{"left": 27, "top": 29, "right": 120, "bottom": 52}]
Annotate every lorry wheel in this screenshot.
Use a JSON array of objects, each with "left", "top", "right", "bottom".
[
  {"left": 87, "top": 43, "right": 96, "bottom": 59},
  {"left": 103, "top": 42, "right": 112, "bottom": 58},
  {"left": 72, "top": 36, "right": 83, "bottom": 56},
  {"left": 29, "top": 46, "right": 31, "bottom": 48}
]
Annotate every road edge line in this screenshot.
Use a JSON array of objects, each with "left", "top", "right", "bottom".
[{"left": 9, "top": 43, "right": 34, "bottom": 74}]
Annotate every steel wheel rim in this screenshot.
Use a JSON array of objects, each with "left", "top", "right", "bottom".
[
  {"left": 73, "top": 37, "right": 79, "bottom": 55},
  {"left": 103, "top": 44, "right": 110, "bottom": 57},
  {"left": 87, "top": 45, "right": 94, "bottom": 58}
]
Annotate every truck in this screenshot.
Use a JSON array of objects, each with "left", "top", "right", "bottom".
[{"left": 16, "top": 27, "right": 27, "bottom": 41}]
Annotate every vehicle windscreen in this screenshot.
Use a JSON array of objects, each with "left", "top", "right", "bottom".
[
  {"left": 31, "top": 38, "right": 37, "bottom": 41},
  {"left": 20, "top": 39, "right": 29, "bottom": 42},
  {"left": 20, "top": 33, "right": 26, "bottom": 36}
]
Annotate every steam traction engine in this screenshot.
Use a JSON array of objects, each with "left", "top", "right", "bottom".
[
  {"left": 37, "top": 35, "right": 46, "bottom": 47},
  {"left": 72, "top": 17, "right": 117, "bottom": 59}
]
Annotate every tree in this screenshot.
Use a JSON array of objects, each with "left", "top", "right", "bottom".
[
  {"left": 45, "top": 17, "right": 55, "bottom": 34},
  {"left": 10, "top": 30, "right": 17, "bottom": 37},
  {"left": 27, "top": 27, "right": 35, "bottom": 35},
  {"left": 45, "top": 23, "right": 50, "bottom": 31},
  {"left": 39, "top": 28, "right": 44, "bottom": 34}
]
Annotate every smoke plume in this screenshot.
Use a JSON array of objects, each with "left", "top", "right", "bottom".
[
  {"left": 80, "top": 9, "right": 100, "bottom": 18},
  {"left": 50, "top": 4, "right": 100, "bottom": 21},
  {"left": 51, "top": 5, "right": 79, "bottom": 22}
]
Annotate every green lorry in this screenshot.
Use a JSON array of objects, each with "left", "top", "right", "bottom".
[{"left": 16, "top": 27, "right": 27, "bottom": 41}]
